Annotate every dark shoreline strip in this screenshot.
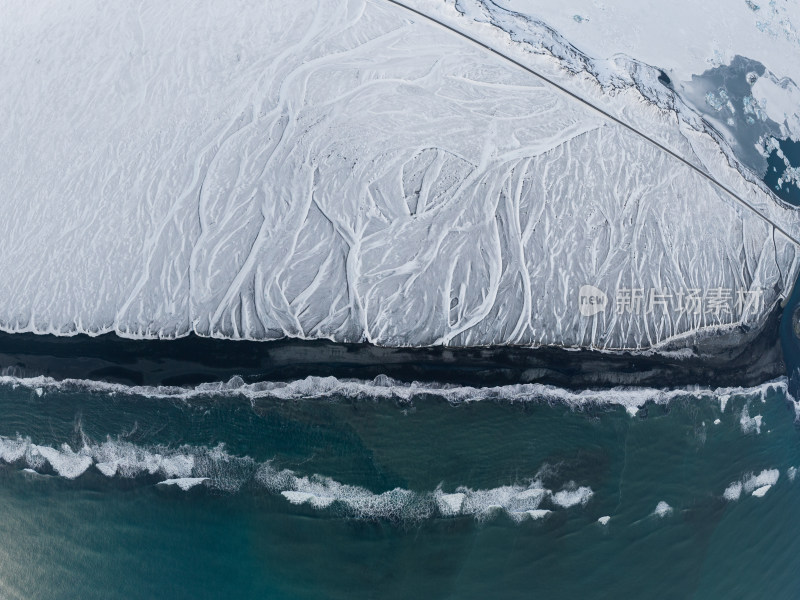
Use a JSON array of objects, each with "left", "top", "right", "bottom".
[{"left": 0, "top": 305, "right": 785, "bottom": 390}]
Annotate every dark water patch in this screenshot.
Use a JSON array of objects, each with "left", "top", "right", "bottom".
[
  {"left": 0, "top": 317, "right": 787, "bottom": 390},
  {"left": 680, "top": 56, "right": 781, "bottom": 177},
  {"left": 765, "top": 137, "right": 800, "bottom": 205}
]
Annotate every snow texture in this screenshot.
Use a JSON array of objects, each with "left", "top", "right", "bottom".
[{"left": 1, "top": 0, "right": 799, "bottom": 352}]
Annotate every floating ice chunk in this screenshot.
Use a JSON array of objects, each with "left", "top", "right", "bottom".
[
  {"left": 714, "top": 418, "right": 721, "bottom": 425},
  {"left": 597, "top": 516, "right": 611, "bottom": 525},
  {"left": 653, "top": 501, "right": 673, "bottom": 517}
]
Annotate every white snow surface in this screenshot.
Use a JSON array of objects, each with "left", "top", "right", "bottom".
[{"left": 1, "top": 0, "right": 799, "bottom": 351}]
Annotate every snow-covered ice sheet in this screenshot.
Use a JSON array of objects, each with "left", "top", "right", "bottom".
[
  {"left": 1, "top": 0, "right": 799, "bottom": 352},
  {"left": 432, "top": 1, "right": 800, "bottom": 200}
]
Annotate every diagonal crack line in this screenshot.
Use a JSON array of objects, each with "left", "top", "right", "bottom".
[{"left": 384, "top": 0, "right": 800, "bottom": 248}]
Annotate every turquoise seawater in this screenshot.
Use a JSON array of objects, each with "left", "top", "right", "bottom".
[{"left": 0, "top": 371, "right": 798, "bottom": 599}]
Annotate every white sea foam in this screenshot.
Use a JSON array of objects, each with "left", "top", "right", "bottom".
[
  {"left": 551, "top": 485, "right": 594, "bottom": 508},
  {"left": 724, "top": 468, "right": 780, "bottom": 501},
  {"left": 743, "top": 469, "right": 780, "bottom": 493},
  {"left": 523, "top": 509, "right": 551, "bottom": 521},
  {"left": 435, "top": 492, "right": 466, "bottom": 516},
  {"left": 723, "top": 482, "right": 743, "bottom": 501},
  {"left": 34, "top": 444, "right": 93, "bottom": 479},
  {"left": 788, "top": 467, "right": 797, "bottom": 482},
  {"left": 0, "top": 373, "right": 789, "bottom": 418},
  {"left": 0, "top": 434, "right": 252, "bottom": 488},
  {"left": 158, "top": 478, "right": 208, "bottom": 491},
  {"left": 653, "top": 501, "right": 673, "bottom": 518},
  {"left": 739, "top": 405, "right": 763, "bottom": 435},
  {"left": 0, "top": 431, "right": 595, "bottom": 523},
  {"left": 597, "top": 516, "right": 611, "bottom": 525},
  {"left": 751, "top": 485, "right": 772, "bottom": 498}
]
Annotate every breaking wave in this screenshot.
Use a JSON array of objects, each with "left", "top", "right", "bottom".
[
  {"left": 0, "top": 371, "right": 794, "bottom": 416},
  {"left": 723, "top": 469, "right": 781, "bottom": 501},
  {"left": 0, "top": 433, "right": 593, "bottom": 523}
]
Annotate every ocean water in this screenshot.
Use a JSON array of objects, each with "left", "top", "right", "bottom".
[
  {"left": 765, "top": 137, "right": 800, "bottom": 206},
  {"left": 0, "top": 355, "right": 799, "bottom": 598}
]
